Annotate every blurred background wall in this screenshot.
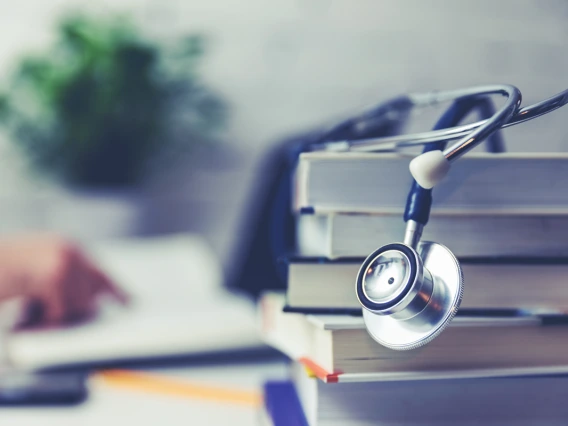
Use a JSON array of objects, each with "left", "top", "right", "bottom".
[{"left": 0, "top": 0, "right": 567, "bottom": 272}]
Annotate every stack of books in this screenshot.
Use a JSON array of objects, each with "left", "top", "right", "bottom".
[{"left": 258, "top": 152, "right": 568, "bottom": 425}]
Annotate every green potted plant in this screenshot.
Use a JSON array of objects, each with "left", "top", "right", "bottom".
[{"left": 0, "top": 14, "right": 226, "bottom": 236}]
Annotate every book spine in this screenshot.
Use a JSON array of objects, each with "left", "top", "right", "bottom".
[{"left": 293, "top": 159, "right": 310, "bottom": 213}]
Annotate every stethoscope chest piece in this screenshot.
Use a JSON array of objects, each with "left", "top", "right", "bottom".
[{"left": 356, "top": 241, "right": 463, "bottom": 350}]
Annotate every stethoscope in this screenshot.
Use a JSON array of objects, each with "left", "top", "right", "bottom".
[{"left": 310, "top": 84, "right": 568, "bottom": 351}]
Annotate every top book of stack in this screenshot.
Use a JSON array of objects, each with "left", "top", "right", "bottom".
[{"left": 294, "top": 152, "right": 568, "bottom": 215}]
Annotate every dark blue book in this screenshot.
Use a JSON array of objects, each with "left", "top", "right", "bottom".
[{"left": 263, "top": 381, "right": 309, "bottom": 426}]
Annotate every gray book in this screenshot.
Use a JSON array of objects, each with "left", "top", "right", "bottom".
[
  {"left": 294, "top": 152, "right": 568, "bottom": 214},
  {"left": 261, "top": 292, "right": 568, "bottom": 383},
  {"left": 291, "top": 361, "right": 568, "bottom": 426},
  {"left": 285, "top": 258, "right": 568, "bottom": 312},
  {"left": 296, "top": 213, "right": 568, "bottom": 258}
]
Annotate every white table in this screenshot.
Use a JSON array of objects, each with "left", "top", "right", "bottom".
[{"left": 2, "top": 359, "right": 287, "bottom": 426}]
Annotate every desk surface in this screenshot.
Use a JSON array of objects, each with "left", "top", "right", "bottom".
[
  {"left": 2, "top": 360, "right": 287, "bottom": 426},
  {"left": 0, "top": 236, "right": 284, "bottom": 425}
]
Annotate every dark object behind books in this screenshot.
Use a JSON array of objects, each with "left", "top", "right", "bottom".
[
  {"left": 228, "top": 114, "right": 407, "bottom": 297},
  {"left": 0, "top": 371, "right": 87, "bottom": 406}
]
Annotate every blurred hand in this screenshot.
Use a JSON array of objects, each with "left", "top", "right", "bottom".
[{"left": 0, "top": 234, "right": 127, "bottom": 325}]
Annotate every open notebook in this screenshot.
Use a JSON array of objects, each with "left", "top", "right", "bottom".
[{"left": 0, "top": 235, "right": 263, "bottom": 370}]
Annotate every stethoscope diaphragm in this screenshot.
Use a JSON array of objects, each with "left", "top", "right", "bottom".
[{"left": 356, "top": 241, "right": 463, "bottom": 350}]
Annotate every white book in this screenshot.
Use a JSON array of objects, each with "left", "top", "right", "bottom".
[
  {"left": 1, "top": 235, "right": 263, "bottom": 370},
  {"left": 294, "top": 152, "right": 568, "bottom": 214},
  {"left": 260, "top": 292, "right": 568, "bottom": 383},
  {"left": 297, "top": 213, "right": 568, "bottom": 258}
]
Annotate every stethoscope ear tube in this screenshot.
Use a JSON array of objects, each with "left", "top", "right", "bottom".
[
  {"left": 318, "top": 85, "right": 568, "bottom": 152},
  {"left": 358, "top": 88, "right": 518, "bottom": 349},
  {"left": 409, "top": 85, "right": 521, "bottom": 189}
]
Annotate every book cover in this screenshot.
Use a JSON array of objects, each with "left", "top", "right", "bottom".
[{"left": 263, "top": 381, "right": 309, "bottom": 426}]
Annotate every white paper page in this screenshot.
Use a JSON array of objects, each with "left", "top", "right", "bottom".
[{"left": 5, "top": 235, "right": 263, "bottom": 370}]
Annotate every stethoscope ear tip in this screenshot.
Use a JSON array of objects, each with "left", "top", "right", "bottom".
[
  {"left": 409, "top": 150, "right": 451, "bottom": 189},
  {"left": 357, "top": 241, "right": 463, "bottom": 350}
]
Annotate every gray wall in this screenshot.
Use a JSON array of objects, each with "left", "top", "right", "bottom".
[{"left": 0, "top": 0, "right": 567, "bottom": 265}]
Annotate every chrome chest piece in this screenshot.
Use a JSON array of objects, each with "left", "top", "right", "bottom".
[{"left": 356, "top": 241, "right": 463, "bottom": 350}]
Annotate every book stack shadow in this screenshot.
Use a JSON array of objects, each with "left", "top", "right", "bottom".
[{"left": 258, "top": 152, "right": 568, "bottom": 426}]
